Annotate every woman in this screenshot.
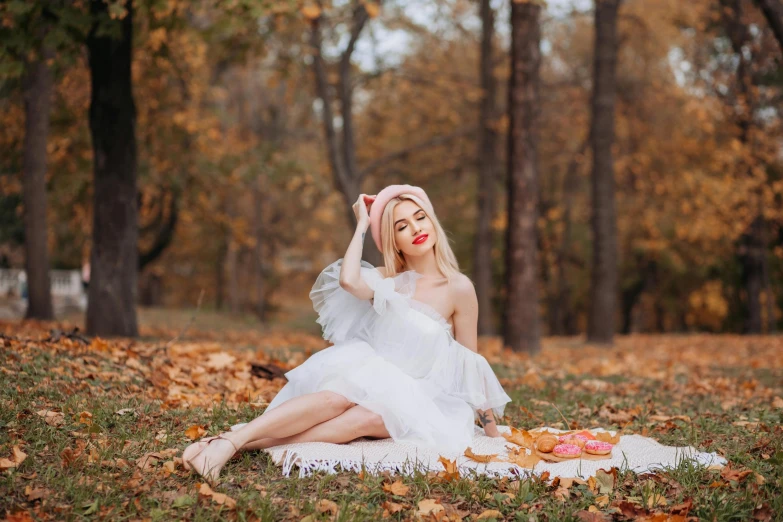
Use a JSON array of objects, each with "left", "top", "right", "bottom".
[{"left": 183, "top": 184, "right": 512, "bottom": 484}]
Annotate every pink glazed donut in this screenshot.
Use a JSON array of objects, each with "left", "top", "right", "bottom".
[
  {"left": 584, "top": 441, "right": 613, "bottom": 455},
  {"left": 552, "top": 443, "right": 582, "bottom": 458}
]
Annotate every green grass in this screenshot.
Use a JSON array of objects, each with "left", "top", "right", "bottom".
[{"left": 1, "top": 332, "right": 781, "bottom": 521}]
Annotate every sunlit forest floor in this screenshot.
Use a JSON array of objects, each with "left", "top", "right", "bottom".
[{"left": 1, "top": 309, "right": 781, "bottom": 521}]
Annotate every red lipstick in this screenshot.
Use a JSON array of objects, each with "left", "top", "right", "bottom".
[{"left": 412, "top": 234, "right": 428, "bottom": 245}]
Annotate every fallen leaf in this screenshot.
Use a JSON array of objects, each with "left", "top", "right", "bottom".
[
  {"left": 204, "top": 352, "right": 236, "bottom": 370},
  {"left": 115, "top": 408, "right": 136, "bottom": 416},
  {"left": 315, "top": 498, "right": 338, "bottom": 515},
  {"left": 78, "top": 411, "right": 93, "bottom": 425},
  {"left": 198, "top": 483, "right": 236, "bottom": 509},
  {"left": 477, "top": 509, "right": 503, "bottom": 520},
  {"left": 503, "top": 426, "right": 534, "bottom": 448},
  {"left": 464, "top": 447, "right": 497, "bottom": 463},
  {"left": 595, "top": 494, "right": 610, "bottom": 507},
  {"left": 382, "top": 479, "right": 410, "bottom": 496},
  {"left": 416, "top": 498, "right": 444, "bottom": 517},
  {"left": 36, "top": 410, "right": 64, "bottom": 427},
  {"left": 185, "top": 425, "right": 207, "bottom": 440},
  {"left": 0, "top": 445, "right": 27, "bottom": 470},
  {"left": 594, "top": 468, "right": 617, "bottom": 494},
  {"left": 575, "top": 510, "right": 611, "bottom": 522},
  {"left": 594, "top": 432, "right": 621, "bottom": 444},
  {"left": 23, "top": 485, "right": 49, "bottom": 501},
  {"left": 772, "top": 396, "right": 783, "bottom": 409},
  {"left": 437, "top": 455, "right": 460, "bottom": 481},
  {"left": 720, "top": 465, "right": 753, "bottom": 483},
  {"left": 506, "top": 446, "right": 541, "bottom": 469},
  {"left": 382, "top": 500, "right": 404, "bottom": 514}
]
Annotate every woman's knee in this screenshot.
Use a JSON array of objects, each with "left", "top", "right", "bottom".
[{"left": 317, "top": 391, "right": 354, "bottom": 414}]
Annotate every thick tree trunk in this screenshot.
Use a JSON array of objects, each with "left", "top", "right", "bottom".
[
  {"left": 504, "top": 1, "right": 542, "bottom": 354},
  {"left": 22, "top": 46, "right": 54, "bottom": 320},
  {"left": 754, "top": 0, "right": 783, "bottom": 51},
  {"left": 85, "top": 0, "right": 139, "bottom": 337},
  {"left": 740, "top": 216, "right": 764, "bottom": 333},
  {"left": 474, "top": 0, "right": 499, "bottom": 336},
  {"left": 587, "top": 0, "right": 621, "bottom": 345}
]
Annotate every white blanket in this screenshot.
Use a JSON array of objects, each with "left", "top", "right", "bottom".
[{"left": 231, "top": 424, "right": 727, "bottom": 479}]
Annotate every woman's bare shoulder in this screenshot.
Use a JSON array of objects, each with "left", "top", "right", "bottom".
[{"left": 375, "top": 266, "right": 387, "bottom": 278}]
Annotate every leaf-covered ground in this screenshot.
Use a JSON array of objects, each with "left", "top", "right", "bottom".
[{"left": 1, "top": 316, "right": 781, "bottom": 521}]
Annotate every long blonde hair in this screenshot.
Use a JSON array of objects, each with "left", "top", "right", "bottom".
[{"left": 380, "top": 193, "right": 462, "bottom": 280}]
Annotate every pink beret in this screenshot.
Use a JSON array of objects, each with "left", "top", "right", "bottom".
[{"left": 369, "top": 184, "right": 434, "bottom": 252}]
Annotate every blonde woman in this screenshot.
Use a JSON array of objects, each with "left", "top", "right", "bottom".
[{"left": 183, "top": 184, "right": 511, "bottom": 484}]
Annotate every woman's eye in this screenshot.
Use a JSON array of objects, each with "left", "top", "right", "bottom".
[{"left": 398, "top": 215, "right": 425, "bottom": 231}]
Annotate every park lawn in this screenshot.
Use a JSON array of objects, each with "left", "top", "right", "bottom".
[{"left": 0, "top": 319, "right": 781, "bottom": 522}]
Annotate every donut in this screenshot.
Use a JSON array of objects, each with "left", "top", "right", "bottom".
[
  {"left": 536, "top": 434, "right": 558, "bottom": 453},
  {"left": 552, "top": 443, "right": 582, "bottom": 458},
  {"left": 584, "top": 441, "right": 613, "bottom": 455}
]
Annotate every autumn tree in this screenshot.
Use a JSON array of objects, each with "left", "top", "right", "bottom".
[
  {"left": 474, "top": 0, "right": 500, "bottom": 335},
  {"left": 587, "top": 0, "right": 622, "bottom": 344},
  {"left": 85, "top": 0, "right": 139, "bottom": 336},
  {"left": 504, "top": 0, "right": 542, "bottom": 354}
]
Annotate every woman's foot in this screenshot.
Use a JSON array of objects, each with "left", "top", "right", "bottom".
[
  {"left": 182, "top": 436, "right": 218, "bottom": 472},
  {"left": 185, "top": 434, "right": 241, "bottom": 484}
]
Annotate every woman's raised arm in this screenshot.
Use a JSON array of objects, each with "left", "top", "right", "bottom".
[{"left": 339, "top": 194, "right": 376, "bottom": 301}]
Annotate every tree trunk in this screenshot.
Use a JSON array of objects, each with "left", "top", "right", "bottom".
[
  {"left": 754, "top": 0, "right": 783, "bottom": 52},
  {"left": 22, "top": 45, "right": 54, "bottom": 320},
  {"left": 587, "top": 0, "right": 622, "bottom": 345},
  {"left": 253, "top": 176, "right": 267, "bottom": 321},
  {"left": 474, "top": 0, "right": 499, "bottom": 336},
  {"left": 739, "top": 216, "right": 764, "bottom": 333},
  {"left": 310, "top": 6, "right": 381, "bottom": 267},
  {"left": 85, "top": 0, "right": 139, "bottom": 337},
  {"left": 504, "top": 1, "right": 542, "bottom": 354}
]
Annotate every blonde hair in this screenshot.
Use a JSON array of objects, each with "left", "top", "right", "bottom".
[{"left": 380, "top": 193, "right": 462, "bottom": 280}]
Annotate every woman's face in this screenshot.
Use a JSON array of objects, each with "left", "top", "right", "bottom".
[{"left": 393, "top": 200, "right": 436, "bottom": 257}]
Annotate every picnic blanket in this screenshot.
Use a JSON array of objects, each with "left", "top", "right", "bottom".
[{"left": 230, "top": 424, "right": 727, "bottom": 479}]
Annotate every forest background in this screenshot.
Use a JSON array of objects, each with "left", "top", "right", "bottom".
[{"left": 1, "top": 0, "right": 782, "bottom": 351}]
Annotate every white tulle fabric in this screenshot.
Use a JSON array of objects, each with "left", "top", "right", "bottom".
[{"left": 265, "top": 258, "right": 512, "bottom": 455}]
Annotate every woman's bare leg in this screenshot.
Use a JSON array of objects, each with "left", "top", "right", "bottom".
[
  {"left": 241, "top": 405, "right": 390, "bottom": 450},
  {"left": 185, "top": 390, "right": 354, "bottom": 482}
]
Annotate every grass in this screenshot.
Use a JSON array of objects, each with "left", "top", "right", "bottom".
[{"left": 0, "top": 322, "right": 781, "bottom": 521}]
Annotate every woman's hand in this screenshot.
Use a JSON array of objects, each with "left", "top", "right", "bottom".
[{"left": 352, "top": 193, "right": 376, "bottom": 230}]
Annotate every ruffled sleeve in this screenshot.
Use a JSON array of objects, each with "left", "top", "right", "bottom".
[{"left": 310, "top": 258, "right": 422, "bottom": 343}]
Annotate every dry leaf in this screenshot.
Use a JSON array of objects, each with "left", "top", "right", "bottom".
[
  {"left": 477, "top": 509, "right": 503, "bottom": 519},
  {"left": 771, "top": 396, "right": 783, "bottom": 409},
  {"left": 594, "top": 432, "right": 621, "bottom": 444},
  {"left": 36, "top": 410, "right": 64, "bottom": 427},
  {"left": 437, "top": 456, "right": 460, "bottom": 481},
  {"left": 506, "top": 446, "right": 541, "bottom": 469},
  {"left": 198, "top": 483, "right": 236, "bottom": 509},
  {"left": 503, "top": 426, "right": 534, "bottom": 448},
  {"left": 185, "top": 425, "right": 207, "bottom": 440},
  {"left": 594, "top": 468, "right": 617, "bottom": 494},
  {"left": 464, "top": 447, "right": 497, "bottom": 463},
  {"left": 78, "top": 411, "right": 93, "bottom": 425},
  {"left": 316, "top": 499, "right": 338, "bottom": 515},
  {"left": 382, "top": 479, "right": 410, "bottom": 496},
  {"left": 595, "top": 494, "right": 610, "bottom": 507},
  {"left": 24, "top": 486, "right": 49, "bottom": 502},
  {"left": 204, "top": 352, "right": 236, "bottom": 370},
  {"left": 416, "top": 498, "right": 444, "bottom": 517},
  {"left": 382, "top": 500, "right": 404, "bottom": 514},
  {"left": 0, "top": 445, "right": 27, "bottom": 470}
]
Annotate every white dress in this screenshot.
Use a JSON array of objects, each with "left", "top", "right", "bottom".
[{"left": 264, "top": 258, "right": 512, "bottom": 455}]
